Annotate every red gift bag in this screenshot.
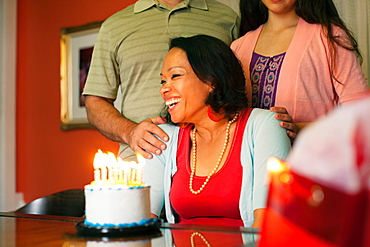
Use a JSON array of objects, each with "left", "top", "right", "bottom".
[{"left": 259, "top": 159, "right": 369, "bottom": 247}]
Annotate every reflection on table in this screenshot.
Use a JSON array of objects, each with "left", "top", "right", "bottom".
[{"left": 0, "top": 212, "right": 259, "bottom": 247}]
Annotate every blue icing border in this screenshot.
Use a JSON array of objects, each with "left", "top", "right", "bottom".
[
  {"left": 84, "top": 218, "right": 157, "bottom": 228},
  {"left": 85, "top": 185, "right": 150, "bottom": 191}
]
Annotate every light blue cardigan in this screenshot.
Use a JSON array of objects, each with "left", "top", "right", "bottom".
[{"left": 143, "top": 109, "right": 291, "bottom": 227}]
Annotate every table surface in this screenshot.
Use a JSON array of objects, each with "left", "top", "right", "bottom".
[{"left": 0, "top": 212, "right": 260, "bottom": 247}]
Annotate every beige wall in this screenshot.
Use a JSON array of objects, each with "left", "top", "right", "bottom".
[{"left": 334, "top": 0, "right": 370, "bottom": 86}]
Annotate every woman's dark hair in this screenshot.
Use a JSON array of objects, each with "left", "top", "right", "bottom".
[
  {"left": 239, "top": 0, "right": 362, "bottom": 65},
  {"left": 162, "top": 35, "right": 248, "bottom": 122}
]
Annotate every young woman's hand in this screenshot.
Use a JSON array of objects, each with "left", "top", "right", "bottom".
[{"left": 270, "top": 106, "right": 298, "bottom": 141}]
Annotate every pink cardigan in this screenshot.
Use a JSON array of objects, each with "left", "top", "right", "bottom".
[{"left": 231, "top": 18, "right": 368, "bottom": 123}]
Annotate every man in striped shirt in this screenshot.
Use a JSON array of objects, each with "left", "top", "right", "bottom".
[{"left": 83, "top": 0, "right": 239, "bottom": 161}]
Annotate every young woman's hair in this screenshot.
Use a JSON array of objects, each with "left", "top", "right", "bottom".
[
  {"left": 239, "top": 0, "right": 362, "bottom": 64},
  {"left": 161, "top": 35, "right": 248, "bottom": 122}
]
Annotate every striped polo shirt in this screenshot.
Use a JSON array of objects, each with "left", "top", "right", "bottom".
[{"left": 83, "top": 0, "right": 239, "bottom": 159}]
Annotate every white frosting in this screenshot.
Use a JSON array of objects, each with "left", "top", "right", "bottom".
[{"left": 84, "top": 185, "right": 151, "bottom": 226}]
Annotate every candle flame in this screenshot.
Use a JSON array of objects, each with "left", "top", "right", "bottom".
[
  {"left": 93, "top": 149, "right": 104, "bottom": 169},
  {"left": 267, "top": 157, "right": 293, "bottom": 185},
  {"left": 117, "top": 157, "right": 130, "bottom": 170},
  {"left": 135, "top": 152, "right": 146, "bottom": 169},
  {"left": 91, "top": 150, "right": 146, "bottom": 186},
  {"left": 107, "top": 152, "right": 117, "bottom": 168},
  {"left": 267, "top": 157, "right": 287, "bottom": 173}
]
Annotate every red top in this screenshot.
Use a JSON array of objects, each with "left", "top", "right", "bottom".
[{"left": 170, "top": 109, "right": 252, "bottom": 226}]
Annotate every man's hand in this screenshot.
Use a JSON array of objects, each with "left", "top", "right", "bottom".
[
  {"left": 270, "top": 106, "right": 298, "bottom": 141},
  {"left": 85, "top": 95, "right": 169, "bottom": 158},
  {"left": 128, "top": 116, "right": 169, "bottom": 159}
]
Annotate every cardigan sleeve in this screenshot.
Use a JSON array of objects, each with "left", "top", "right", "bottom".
[
  {"left": 240, "top": 109, "right": 291, "bottom": 226},
  {"left": 142, "top": 142, "right": 166, "bottom": 216},
  {"left": 246, "top": 109, "right": 291, "bottom": 210},
  {"left": 331, "top": 26, "right": 368, "bottom": 103},
  {"left": 142, "top": 124, "right": 179, "bottom": 217}
]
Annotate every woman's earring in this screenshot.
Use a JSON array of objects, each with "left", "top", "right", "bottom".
[{"left": 207, "top": 105, "right": 224, "bottom": 122}]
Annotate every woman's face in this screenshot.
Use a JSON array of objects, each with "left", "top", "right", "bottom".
[
  {"left": 261, "top": 0, "right": 297, "bottom": 15},
  {"left": 160, "top": 47, "right": 212, "bottom": 124}
]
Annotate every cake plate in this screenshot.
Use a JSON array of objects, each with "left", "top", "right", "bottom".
[{"left": 75, "top": 218, "right": 162, "bottom": 238}]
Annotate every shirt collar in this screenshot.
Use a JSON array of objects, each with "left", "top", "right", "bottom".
[
  {"left": 134, "top": 0, "right": 208, "bottom": 13},
  {"left": 187, "top": 0, "right": 208, "bottom": 10}
]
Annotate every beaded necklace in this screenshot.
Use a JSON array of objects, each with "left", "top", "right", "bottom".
[
  {"left": 190, "top": 231, "right": 211, "bottom": 247},
  {"left": 189, "top": 113, "right": 239, "bottom": 194}
]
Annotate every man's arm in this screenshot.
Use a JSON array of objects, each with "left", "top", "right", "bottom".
[{"left": 85, "top": 95, "right": 169, "bottom": 159}]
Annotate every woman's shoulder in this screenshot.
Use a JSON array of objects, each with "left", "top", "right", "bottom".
[
  {"left": 298, "top": 17, "right": 344, "bottom": 37},
  {"left": 249, "top": 108, "right": 275, "bottom": 119},
  {"left": 157, "top": 123, "right": 179, "bottom": 135},
  {"left": 246, "top": 109, "right": 291, "bottom": 146},
  {"left": 247, "top": 108, "right": 282, "bottom": 131}
]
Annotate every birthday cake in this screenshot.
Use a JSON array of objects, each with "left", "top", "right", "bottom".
[
  {"left": 84, "top": 185, "right": 151, "bottom": 227},
  {"left": 83, "top": 150, "right": 153, "bottom": 228}
]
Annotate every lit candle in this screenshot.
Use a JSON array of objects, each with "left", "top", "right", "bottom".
[
  {"left": 117, "top": 158, "right": 131, "bottom": 185},
  {"left": 91, "top": 150, "right": 146, "bottom": 186},
  {"left": 100, "top": 159, "right": 107, "bottom": 183},
  {"left": 107, "top": 152, "right": 117, "bottom": 183},
  {"left": 116, "top": 157, "right": 124, "bottom": 183},
  {"left": 117, "top": 157, "right": 129, "bottom": 185},
  {"left": 123, "top": 162, "right": 131, "bottom": 185},
  {"left": 135, "top": 153, "right": 146, "bottom": 185},
  {"left": 129, "top": 161, "right": 137, "bottom": 185},
  {"left": 267, "top": 157, "right": 286, "bottom": 173},
  {"left": 93, "top": 150, "right": 104, "bottom": 184},
  {"left": 267, "top": 157, "right": 291, "bottom": 184}
]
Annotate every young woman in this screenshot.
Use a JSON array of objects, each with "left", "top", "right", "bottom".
[
  {"left": 143, "top": 35, "right": 291, "bottom": 228},
  {"left": 231, "top": 0, "right": 368, "bottom": 140}
]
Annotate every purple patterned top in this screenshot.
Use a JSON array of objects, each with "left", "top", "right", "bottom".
[{"left": 250, "top": 52, "right": 286, "bottom": 109}]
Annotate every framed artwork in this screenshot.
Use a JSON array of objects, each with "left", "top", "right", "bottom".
[{"left": 60, "top": 21, "right": 102, "bottom": 130}]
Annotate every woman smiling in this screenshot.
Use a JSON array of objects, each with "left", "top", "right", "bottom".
[{"left": 143, "top": 35, "right": 291, "bottom": 228}]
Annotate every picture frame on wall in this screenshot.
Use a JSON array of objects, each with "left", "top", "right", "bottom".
[{"left": 60, "top": 21, "right": 102, "bottom": 130}]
